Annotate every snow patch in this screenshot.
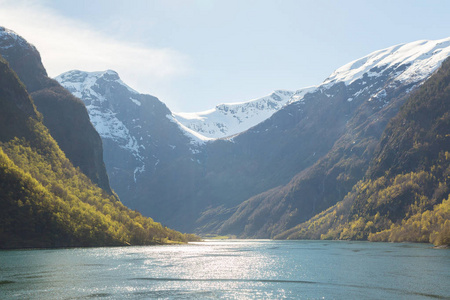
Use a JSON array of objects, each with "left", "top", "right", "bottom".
[
  {"left": 288, "top": 86, "right": 318, "bottom": 104},
  {"left": 0, "top": 27, "right": 32, "bottom": 50},
  {"left": 133, "top": 164, "right": 145, "bottom": 183},
  {"left": 130, "top": 97, "right": 141, "bottom": 106},
  {"left": 166, "top": 114, "right": 213, "bottom": 145}
]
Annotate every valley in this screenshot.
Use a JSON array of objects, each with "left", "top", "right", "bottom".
[{"left": 0, "top": 26, "right": 449, "bottom": 247}]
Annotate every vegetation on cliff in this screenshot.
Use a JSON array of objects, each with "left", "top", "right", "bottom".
[
  {"left": 0, "top": 56, "right": 198, "bottom": 248},
  {"left": 276, "top": 58, "right": 450, "bottom": 246}
]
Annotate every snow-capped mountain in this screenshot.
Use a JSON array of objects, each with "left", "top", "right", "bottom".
[
  {"left": 186, "top": 37, "right": 450, "bottom": 234},
  {"left": 55, "top": 70, "right": 194, "bottom": 209},
  {"left": 173, "top": 90, "right": 294, "bottom": 139},
  {"left": 173, "top": 38, "right": 450, "bottom": 140},
  {"left": 57, "top": 70, "right": 143, "bottom": 164},
  {"left": 55, "top": 37, "right": 450, "bottom": 234},
  {"left": 210, "top": 38, "right": 450, "bottom": 237},
  {"left": 0, "top": 27, "right": 30, "bottom": 50},
  {"left": 313, "top": 38, "right": 450, "bottom": 108},
  {"left": 323, "top": 38, "right": 450, "bottom": 87}
]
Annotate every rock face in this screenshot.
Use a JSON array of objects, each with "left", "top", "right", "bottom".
[
  {"left": 57, "top": 37, "right": 450, "bottom": 235},
  {"left": 0, "top": 27, "right": 112, "bottom": 193},
  {"left": 0, "top": 55, "right": 41, "bottom": 143}
]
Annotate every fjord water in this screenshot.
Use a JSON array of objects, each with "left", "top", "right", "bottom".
[{"left": 0, "top": 240, "right": 448, "bottom": 299}]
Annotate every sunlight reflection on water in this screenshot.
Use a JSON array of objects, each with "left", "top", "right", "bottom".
[{"left": 0, "top": 240, "right": 449, "bottom": 299}]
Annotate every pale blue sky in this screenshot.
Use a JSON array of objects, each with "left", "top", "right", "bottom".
[{"left": 1, "top": 0, "right": 449, "bottom": 111}]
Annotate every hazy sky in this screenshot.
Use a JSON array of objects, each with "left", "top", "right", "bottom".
[{"left": 1, "top": 0, "right": 449, "bottom": 112}]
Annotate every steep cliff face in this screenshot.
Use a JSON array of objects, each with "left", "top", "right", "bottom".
[
  {"left": 0, "top": 55, "right": 41, "bottom": 142},
  {"left": 0, "top": 27, "right": 112, "bottom": 193}
]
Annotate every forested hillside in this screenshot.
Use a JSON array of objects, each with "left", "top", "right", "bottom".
[
  {"left": 276, "top": 58, "right": 450, "bottom": 246},
  {"left": 0, "top": 26, "right": 112, "bottom": 193},
  {"left": 0, "top": 56, "right": 197, "bottom": 248}
]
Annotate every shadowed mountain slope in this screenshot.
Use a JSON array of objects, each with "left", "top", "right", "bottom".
[
  {"left": 0, "top": 27, "right": 111, "bottom": 193},
  {"left": 276, "top": 57, "right": 450, "bottom": 246}
]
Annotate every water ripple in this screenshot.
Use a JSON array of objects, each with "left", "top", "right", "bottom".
[{"left": 130, "top": 277, "right": 448, "bottom": 299}]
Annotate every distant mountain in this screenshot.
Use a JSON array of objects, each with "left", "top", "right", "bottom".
[
  {"left": 57, "top": 37, "right": 450, "bottom": 237},
  {"left": 174, "top": 38, "right": 450, "bottom": 140},
  {"left": 276, "top": 57, "right": 450, "bottom": 246},
  {"left": 0, "top": 27, "right": 112, "bottom": 193},
  {"left": 0, "top": 54, "right": 195, "bottom": 249},
  {"left": 173, "top": 90, "right": 295, "bottom": 139}
]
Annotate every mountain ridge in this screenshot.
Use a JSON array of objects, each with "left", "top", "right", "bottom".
[
  {"left": 174, "top": 38, "right": 450, "bottom": 140},
  {"left": 56, "top": 37, "right": 450, "bottom": 235},
  {"left": 173, "top": 89, "right": 294, "bottom": 139}
]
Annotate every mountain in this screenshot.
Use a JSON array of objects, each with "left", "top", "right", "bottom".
[
  {"left": 57, "top": 37, "right": 450, "bottom": 236},
  {"left": 198, "top": 37, "right": 450, "bottom": 235},
  {"left": 214, "top": 38, "right": 450, "bottom": 238},
  {"left": 0, "top": 54, "right": 196, "bottom": 249},
  {"left": 55, "top": 69, "right": 327, "bottom": 230},
  {"left": 275, "top": 57, "right": 450, "bottom": 246},
  {"left": 173, "top": 89, "right": 295, "bottom": 139},
  {"left": 55, "top": 69, "right": 203, "bottom": 228},
  {"left": 0, "top": 27, "right": 112, "bottom": 193},
  {"left": 174, "top": 38, "right": 450, "bottom": 140}
]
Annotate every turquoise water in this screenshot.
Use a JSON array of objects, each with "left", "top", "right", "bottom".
[{"left": 0, "top": 240, "right": 449, "bottom": 299}]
